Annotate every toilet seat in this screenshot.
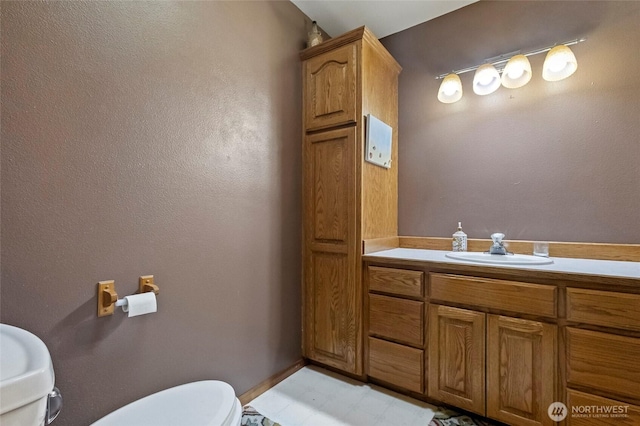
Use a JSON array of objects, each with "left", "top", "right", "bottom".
[{"left": 92, "top": 381, "right": 241, "bottom": 426}]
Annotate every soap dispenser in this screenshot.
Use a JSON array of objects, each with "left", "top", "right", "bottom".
[{"left": 452, "top": 222, "right": 467, "bottom": 252}]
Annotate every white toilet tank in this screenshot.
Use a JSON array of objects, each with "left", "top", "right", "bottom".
[{"left": 92, "top": 381, "right": 241, "bottom": 426}]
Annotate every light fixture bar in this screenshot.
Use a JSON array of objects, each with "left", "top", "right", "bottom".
[{"left": 436, "top": 37, "right": 586, "bottom": 79}]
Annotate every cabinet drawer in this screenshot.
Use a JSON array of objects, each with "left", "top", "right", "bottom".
[
  {"left": 567, "top": 328, "right": 640, "bottom": 403},
  {"left": 369, "top": 294, "right": 423, "bottom": 346},
  {"left": 368, "top": 266, "right": 424, "bottom": 297},
  {"left": 430, "top": 273, "right": 557, "bottom": 318},
  {"left": 567, "top": 288, "right": 640, "bottom": 332},
  {"left": 567, "top": 389, "right": 640, "bottom": 425},
  {"left": 368, "top": 337, "right": 423, "bottom": 393}
]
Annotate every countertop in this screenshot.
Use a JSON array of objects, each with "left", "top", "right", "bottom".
[{"left": 364, "top": 248, "right": 640, "bottom": 280}]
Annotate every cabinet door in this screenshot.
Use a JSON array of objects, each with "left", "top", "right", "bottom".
[
  {"left": 428, "top": 305, "right": 486, "bottom": 415},
  {"left": 487, "top": 315, "right": 557, "bottom": 426},
  {"left": 304, "top": 44, "right": 357, "bottom": 131},
  {"left": 303, "top": 127, "right": 360, "bottom": 374}
]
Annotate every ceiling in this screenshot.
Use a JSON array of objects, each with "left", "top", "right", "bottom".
[{"left": 291, "top": 0, "right": 478, "bottom": 39}]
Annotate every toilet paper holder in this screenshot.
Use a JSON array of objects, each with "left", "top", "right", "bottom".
[{"left": 97, "top": 275, "right": 160, "bottom": 317}]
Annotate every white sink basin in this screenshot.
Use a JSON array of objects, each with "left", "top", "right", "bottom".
[
  {"left": 0, "top": 324, "right": 55, "bottom": 423},
  {"left": 445, "top": 252, "right": 554, "bottom": 266}
]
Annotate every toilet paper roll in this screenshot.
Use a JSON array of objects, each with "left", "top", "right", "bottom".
[{"left": 122, "top": 292, "right": 157, "bottom": 317}]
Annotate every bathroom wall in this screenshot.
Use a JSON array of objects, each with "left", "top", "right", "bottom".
[
  {"left": 382, "top": 1, "right": 640, "bottom": 244},
  {"left": 1, "top": 1, "right": 307, "bottom": 424}
]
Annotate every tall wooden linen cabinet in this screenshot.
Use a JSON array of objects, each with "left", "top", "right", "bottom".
[{"left": 300, "top": 27, "right": 401, "bottom": 375}]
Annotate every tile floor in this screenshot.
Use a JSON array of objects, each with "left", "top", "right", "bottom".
[{"left": 248, "top": 366, "right": 437, "bottom": 426}]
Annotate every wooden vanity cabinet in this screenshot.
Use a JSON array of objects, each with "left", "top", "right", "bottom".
[
  {"left": 430, "top": 273, "right": 558, "bottom": 426},
  {"left": 428, "top": 307, "right": 557, "bottom": 425},
  {"left": 301, "top": 27, "right": 401, "bottom": 375},
  {"left": 363, "top": 258, "right": 640, "bottom": 425}
]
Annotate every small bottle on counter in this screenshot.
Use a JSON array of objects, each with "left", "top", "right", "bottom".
[{"left": 452, "top": 222, "right": 467, "bottom": 252}]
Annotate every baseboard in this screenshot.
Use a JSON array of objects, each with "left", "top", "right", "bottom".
[{"left": 239, "top": 359, "right": 307, "bottom": 405}]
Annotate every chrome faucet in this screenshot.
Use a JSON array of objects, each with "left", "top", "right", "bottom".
[{"left": 488, "top": 233, "right": 508, "bottom": 255}]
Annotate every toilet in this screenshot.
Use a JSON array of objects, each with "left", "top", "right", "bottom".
[
  {"left": 0, "top": 323, "right": 240, "bottom": 426},
  {"left": 91, "top": 381, "right": 242, "bottom": 426},
  {"left": 0, "top": 324, "right": 62, "bottom": 426}
]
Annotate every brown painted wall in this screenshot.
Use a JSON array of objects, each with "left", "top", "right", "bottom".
[
  {"left": 1, "top": 2, "right": 307, "bottom": 424},
  {"left": 382, "top": 1, "right": 640, "bottom": 244}
]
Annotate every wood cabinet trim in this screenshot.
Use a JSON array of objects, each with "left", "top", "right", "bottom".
[
  {"left": 363, "top": 237, "right": 400, "bottom": 254},
  {"left": 300, "top": 27, "right": 366, "bottom": 61},
  {"left": 301, "top": 26, "right": 401, "bottom": 73}
]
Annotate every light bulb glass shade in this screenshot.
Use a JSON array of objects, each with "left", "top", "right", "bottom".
[
  {"left": 501, "top": 54, "right": 532, "bottom": 88},
  {"left": 438, "top": 73, "right": 463, "bottom": 103},
  {"left": 472, "top": 64, "right": 501, "bottom": 95},
  {"left": 543, "top": 45, "right": 577, "bottom": 81}
]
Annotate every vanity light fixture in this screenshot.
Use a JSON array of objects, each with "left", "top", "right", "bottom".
[
  {"left": 436, "top": 37, "right": 585, "bottom": 103},
  {"left": 437, "top": 73, "right": 463, "bottom": 103},
  {"left": 502, "top": 54, "right": 532, "bottom": 89},
  {"left": 542, "top": 44, "right": 578, "bottom": 81},
  {"left": 473, "top": 64, "right": 501, "bottom": 95}
]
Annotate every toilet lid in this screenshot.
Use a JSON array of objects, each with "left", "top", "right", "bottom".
[{"left": 92, "top": 381, "right": 237, "bottom": 426}]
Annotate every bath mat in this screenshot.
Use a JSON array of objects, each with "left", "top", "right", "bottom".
[
  {"left": 241, "top": 405, "right": 281, "bottom": 426},
  {"left": 429, "top": 406, "right": 502, "bottom": 426}
]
